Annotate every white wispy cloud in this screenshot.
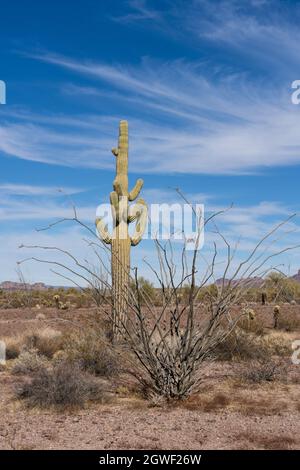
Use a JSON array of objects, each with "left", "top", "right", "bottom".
[
  {"left": 0, "top": 2, "right": 295, "bottom": 177},
  {"left": 0, "top": 182, "right": 96, "bottom": 222},
  {"left": 184, "top": 0, "right": 300, "bottom": 72},
  {"left": 0, "top": 183, "right": 83, "bottom": 197},
  {"left": 7, "top": 31, "right": 298, "bottom": 174},
  {"left": 0, "top": 199, "right": 95, "bottom": 222},
  {"left": 111, "top": 0, "right": 162, "bottom": 23},
  {"left": 0, "top": 226, "right": 98, "bottom": 285}
]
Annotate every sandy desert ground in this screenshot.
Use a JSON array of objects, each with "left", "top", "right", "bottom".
[{"left": 0, "top": 306, "right": 299, "bottom": 450}]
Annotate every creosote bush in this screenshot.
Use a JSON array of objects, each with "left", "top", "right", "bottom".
[
  {"left": 23, "top": 328, "right": 63, "bottom": 358},
  {"left": 12, "top": 349, "right": 50, "bottom": 375},
  {"left": 61, "top": 328, "right": 119, "bottom": 377},
  {"left": 239, "top": 359, "right": 287, "bottom": 384},
  {"left": 277, "top": 315, "right": 300, "bottom": 332},
  {"left": 214, "top": 327, "right": 292, "bottom": 361},
  {"left": 214, "top": 328, "right": 268, "bottom": 361},
  {"left": 0, "top": 328, "right": 63, "bottom": 361},
  {"left": 16, "top": 361, "right": 107, "bottom": 408},
  {"left": 2, "top": 336, "right": 22, "bottom": 359}
]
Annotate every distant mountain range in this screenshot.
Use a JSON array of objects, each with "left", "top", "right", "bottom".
[
  {"left": 291, "top": 270, "right": 300, "bottom": 283},
  {"left": 214, "top": 270, "right": 300, "bottom": 287},
  {"left": 0, "top": 281, "right": 72, "bottom": 291},
  {"left": 1, "top": 270, "right": 300, "bottom": 291}
]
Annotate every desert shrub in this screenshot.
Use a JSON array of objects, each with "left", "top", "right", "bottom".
[
  {"left": 130, "top": 277, "right": 157, "bottom": 305},
  {"left": 2, "top": 336, "right": 22, "bottom": 359},
  {"left": 23, "top": 328, "right": 64, "bottom": 358},
  {"left": 15, "top": 360, "right": 106, "bottom": 408},
  {"left": 6, "top": 292, "right": 26, "bottom": 308},
  {"left": 196, "top": 284, "right": 218, "bottom": 303},
  {"left": 265, "top": 272, "right": 300, "bottom": 303},
  {"left": 214, "top": 328, "right": 269, "bottom": 361},
  {"left": 12, "top": 349, "right": 49, "bottom": 375},
  {"left": 61, "top": 329, "right": 119, "bottom": 377},
  {"left": 277, "top": 315, "right": 300, "bottom": 332},
  {"left": 239, "top": 359, "right": 286, "bottom": 384},
  {"left": 215, "top": 321, "right": 292, "bottom": 361},
  {"left": 261, "top": 332, "right": 292, "bottom": 356}
]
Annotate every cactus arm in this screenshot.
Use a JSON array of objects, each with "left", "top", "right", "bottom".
[
  {"left": 113, "top": 180, "right": 126, "bottom": 196},
  {"left": 127, "top": 197, "right": 144, "bottom": 222},
  {"left": 112, "top": 120, "right": 129, "bottom": 197},
  {"left": 129, "top": 178, "right": 144, "bottom": 201},
  {"left": 118, "top": 120, "right": 128, "bottom": 152},
  {"left": 95, "top": 217, "right": 112, "bottom": 245},
  {"left": 130, "top": 199, "right": 147, "bottom": 246},
  {"left": 110, "top": 191, "right": 119, "bottom": 222}
]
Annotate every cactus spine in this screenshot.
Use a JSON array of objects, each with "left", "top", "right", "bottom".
[{"left": 96, "top": 120, "right": 147, "bottom": 337}]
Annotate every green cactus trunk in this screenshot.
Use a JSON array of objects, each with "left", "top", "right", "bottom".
[
  {"left": 111, "top": 231, "right": 130, "bottom": 333},
  {"left": 96, "top": 120, "right": 147, "bottom": 338}
]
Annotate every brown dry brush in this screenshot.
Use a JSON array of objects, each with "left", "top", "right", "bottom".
[
  {"left": 16, "top": 360, "right": 107, "bottom": 408},
  {"left": 19, "top": 207, "right": 299, "bottom": 400}
]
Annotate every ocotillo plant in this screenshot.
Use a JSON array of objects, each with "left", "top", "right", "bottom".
[{"left": 96, "top": 120, "right": 147, "bottom": 337}]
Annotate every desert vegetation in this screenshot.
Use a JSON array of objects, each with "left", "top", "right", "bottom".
[
  {"left": 0, "top": 121, "right": 299, "bottom": 450},
  {"left": 0, "top": 272, "right": 299, "bottom": 449}
]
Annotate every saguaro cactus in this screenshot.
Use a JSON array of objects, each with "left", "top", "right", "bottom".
[{"left": 96, "top": 120, "right": 147, "bottom": 337}]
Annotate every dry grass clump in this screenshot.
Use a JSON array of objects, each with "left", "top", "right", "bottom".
[
  {"left": 238, "top": 359, "right": 287, "bottom": 384},
  {"left": 23, "top": 328, "right": 63, "bottom": 358},
  {"left": 214, "top": 328, "right": 267, "bottom": 361},
  {"left": 238, "top": 396, "right": 288, "bottom": 416},
  {"left": 4, "top": 326, "right": 120, "bottom": 381},
  {"left": 60, "top": 329, "right": 119, "bottom": 377},
  {"left": 277, "top": 315, "right": 300, "bottom": 332},
  {"left": 12, "top": 349, "right": 49, "bottom": 375},
  {"left": 183, "top": 387, "right": 289, "bottom": 416},
  {"left": 2, "top": 336, "right": 22, "bottom": 359},
  {"left": 262, "top": 331, "right": 292, "bottom": 356},
  {"left": 214, "top": 327, "right": 292, "bottom": 361},
  {"left": 183, "top": 392, "right": 231, "bottom": 412},
  {"left": 1, "top": 328, "right": 64, "bottom": 361},
  {"left": 15, "top": 360, "right": 107, "bottom": 408}
]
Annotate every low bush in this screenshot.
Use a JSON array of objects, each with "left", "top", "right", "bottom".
[
  {"left": 2, "top": 336, "right": 22, "bottom": 359},
  {"left": 23, "top": 328, "right": 63, "bottom": 358},
  {"left": 277, "top": 315, "right": 300, "bottom": 332},
  {"left": 262, "top": 332, "right": 292, "bottom": 356},
  {"left": 12, "top": 349, "right": 49, "bottom": 375},
  {"left": 214, "top": 326, "right": 292, "bottom": 361},
  {"left": 238, "top": 359, "right": 287, "bottom": 384},
  {"left": 15, "top": 360, "right": 107, "bottom": 408},
  {"left": 61, "top": 329, "right": 119, "bottom": 377},
  {"left": 214, "top": 328, "right": 268, "bottom": 361}
]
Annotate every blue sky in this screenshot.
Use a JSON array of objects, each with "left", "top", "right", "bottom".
[{"left": 0, "top": 0, "right": 300, "bottom": 285}]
